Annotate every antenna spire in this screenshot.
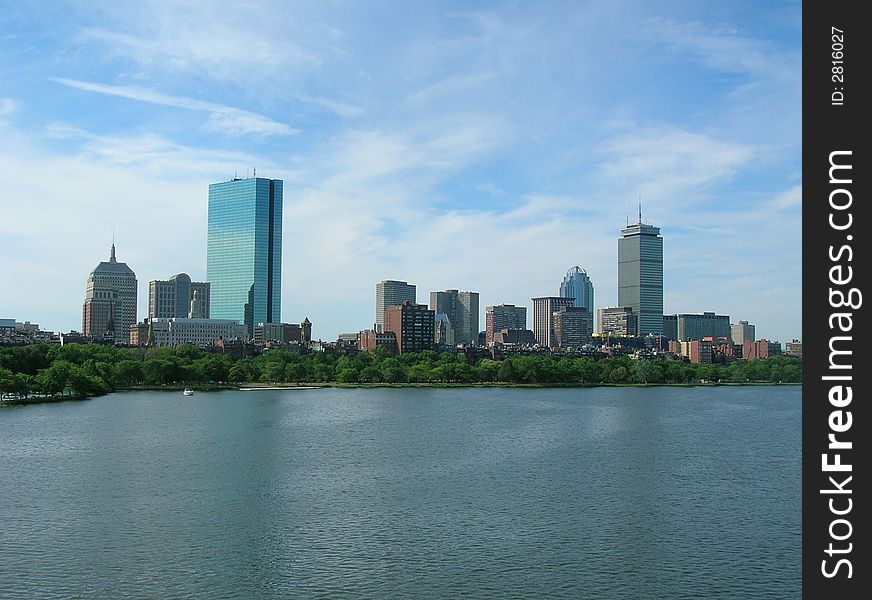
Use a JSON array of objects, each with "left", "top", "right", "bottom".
[{"left": 638, "top": 196, "right": 642, "bottom": 224}]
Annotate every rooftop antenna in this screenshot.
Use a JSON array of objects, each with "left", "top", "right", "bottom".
[
  {"left": 638, "top": 196, "right": 642, "bottom": 224},
  {"left": 253, "top": 167, "right": 256, "bottom": 178}
]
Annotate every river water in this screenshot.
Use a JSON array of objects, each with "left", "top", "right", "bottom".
[{"left": 0, "top": 386, "right": 799, "bottom": 599}]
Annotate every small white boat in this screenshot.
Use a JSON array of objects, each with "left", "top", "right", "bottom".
[{"left": 183, "top": 388, "right": 194, "bottom": 396}]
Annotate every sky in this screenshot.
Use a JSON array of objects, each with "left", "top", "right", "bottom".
[{"left": 0, "top": 0, "right": 801, "bottom": 343}]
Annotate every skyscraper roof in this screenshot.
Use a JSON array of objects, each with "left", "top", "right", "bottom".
[{"left": 90, "top": 243, "right": 135, "bottom": 275}]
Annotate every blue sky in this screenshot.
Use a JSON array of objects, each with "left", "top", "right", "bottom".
[{"left": 0, "top": 1, "right": 801, "bottom": 342}]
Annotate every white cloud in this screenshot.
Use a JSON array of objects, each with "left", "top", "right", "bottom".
[
  {"left": 49, "top": 77, "right": 298, "bottom": 137},
  {"left": 594, "top": 127, "right": 756, "bottom": 209}
]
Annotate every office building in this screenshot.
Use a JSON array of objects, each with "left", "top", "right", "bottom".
[
  {"left": 207, "top": 177, "right": 283, "bottom": 336},
  {"left": 553, "top": 306, "right": 594, "bottom": 348},
  {"left": 598, "top": 307, "right": 638, "bottom": 337},
  {"left": 429, "top": 289, "right": 479, "bottom": 345},
  {"left": 618, "top": 214, "right": 663, "bottom": 336},
  {"left": 82, "top": 243, "right": 137, "bottom": 340},
  {"left": 148, "top": 274, "right": 210, "bottom": 320},
  {"left": 731, "top": 321, "right": 756, "bottom": 346},
  {"left": 375, "top": 280, "right": 416, "bottom": 332},
  {"left": 672, "top": 312, "right": 731, "bottom": 341},
  {"left": 384, "top": 301, "right": 435, "bottom": 354},
  {"left": 532, "top": 296, "right": 575, "bottom": 348},
  {"left": 559, "top": 267, "right": 594, "bottom": 314},
  {"left": 485, "top": 304, "right": 527, "bottom": 346}
]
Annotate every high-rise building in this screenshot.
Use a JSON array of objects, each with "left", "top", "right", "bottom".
[
  {"left": 731, "top": 321, "right": 756, "bottom": 346},
  {"left": 207, "top": 177, "right": 283, "bottom": 336},
  {"left": 532, "top": 296, "right": 575, "bottom": 348},
  {"left": 663, "top": 314, "right": 678, "bottom": 341},
  {"left": 598, "top": 307, "right": 638, "bottom": 337},
  {"left": 375, "top": 280, "right": 416, "bottom": 332},
  {"left": 485, "top": 304, "right": 527, "bottom": 346},
  {"left": 618, "top": 214, "right": 663, "bottom": 336},
  {"left": 384, "top": 301, "right": 435, "bottom": 354},
  {"left": 429, "top": 289, "right": 479, "bottom": 345},
  {"left": 553, "top": 306, "right": 593, "bottom": 348},
  {"left": 148, "top": 273, "right": 210, "bottom": 320},
  {"left": 82, "top": 243, "right": 137, "bottom": 340},
  {"left": 559, "top": 267, "right": 594, "bottom": 314}
]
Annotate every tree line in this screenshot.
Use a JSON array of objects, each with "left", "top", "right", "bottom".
[{"left": 0, "top": 343, "right": 802, "bottom": 400}]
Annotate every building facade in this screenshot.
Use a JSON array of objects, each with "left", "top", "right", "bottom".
[
  {"left": 532, "top": 296, "right": 575, "bottom": 348},
  {"left": 253, "top": 320, "right": 311, "bottom": 345},
  {"left": 731, "top": 321, "right": 756, "bottom": 346},
  {"left": 618, "top": 217, "right": 663, "bottom": 336},
  {"left": 743, "top": 339, "right": 781, "bottom": 360},
  {"left": 148, "top": 273, "right": 210, "bottom": 320},
  {"left": 141, "top": 318, "right": 248, "bottom": 348},
  {"left": 429, "top": 289, "right": 479, "bottom": 345},
  {"left": 669, "top": 339, "right": 714, "bottom": 364},
  {"left": 359, "top": 330, "right": 398, "bottom": 354},
  {"left": 375, "top": 280, "right": 416, "bottom": 332},
  {"left": 485, "top": 304, "right": 527, "bottom": 346},
  {"left": 553, "top": 306, "right": 594, "bottom": 348},
  {"left": 434, "top": 313, "right": 455, "bottom": 346},
  {"left": 82, "top": 243, "right": 137, "bottom": 341},
  {"left": 673, "top": 312, "right": 731, "bottom": 341},
  {"left": 559, "top": 266, "right": 595, "bottom": 314},
  {"left": 384, "top": 301, "right": 435, "bottom": 354},
  {"left": 207, "top": 177, "right": 283, "bottom": 336},
  {"left": 597, "top": 307, "right": 638, "bottom": 337}
]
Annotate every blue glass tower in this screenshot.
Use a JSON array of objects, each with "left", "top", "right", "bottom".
[
  {"left": 207, "top": 177, "right": 282, "bottom": 335},
  {"left": 559, "top": 266, "right": 594, "bottom": 312}
]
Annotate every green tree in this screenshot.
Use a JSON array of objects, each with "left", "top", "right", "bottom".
[
  {"left": 474, "top": 359, "right": 500, "bottom": 382},
  {"left": 336, "top": 367, "right": 360, "bottom": 383},
  {"left": 36, "top": 361, "right": 74, "bottom": 396}
]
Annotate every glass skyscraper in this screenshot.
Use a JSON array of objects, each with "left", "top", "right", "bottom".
[
  {"left": 618, "top": 218, "right": 663, "bottom": 336},
  {"left": 559, "top": 266, "right": 594, "bottom": 313},
  {"left": 207, "top": 177, "right": 282, "bottom": 335}
]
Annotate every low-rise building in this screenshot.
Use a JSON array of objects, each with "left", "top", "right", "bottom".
[
  {"left": 743, "top": 339, "right": 781, "bottom": 360},
  {"left": 135, "top": 318, "right": 248, "bottom": 348},
  {"left": 359, "top": 330, "right": 398, "bottom": 354}
]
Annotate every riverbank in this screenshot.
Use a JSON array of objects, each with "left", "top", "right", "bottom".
[{"left": 2, "top": 380, "right": 801, "bottom": 406}]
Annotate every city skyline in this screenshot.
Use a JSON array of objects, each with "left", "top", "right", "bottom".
[{"left": 0, "top": 1, "right": 801, "bottom": 342}]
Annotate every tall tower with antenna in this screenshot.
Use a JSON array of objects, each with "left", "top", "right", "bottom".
[{"left": 617, "top": 205, "right": 663, "bottom": 337}]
